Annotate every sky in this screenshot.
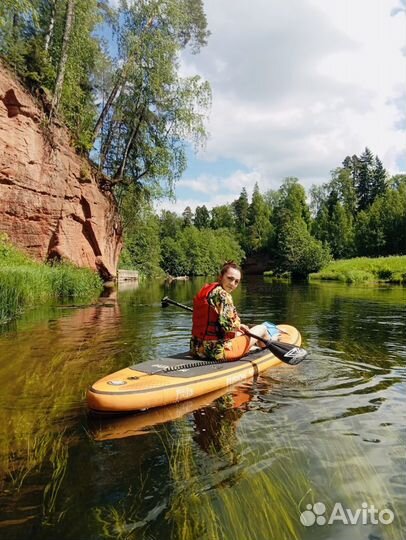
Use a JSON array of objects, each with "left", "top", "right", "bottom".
[{"left": 156, "top": 0, "right": 406, "bottom": 214}]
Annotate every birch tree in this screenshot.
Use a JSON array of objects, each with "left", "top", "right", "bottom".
[{"left": 49, "top": 0, "right": 75, "bottom": 118}]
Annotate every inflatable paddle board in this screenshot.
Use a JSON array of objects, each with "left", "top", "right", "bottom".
[{"left": 87, "top": 324, "right": 301, "bottom": 414}]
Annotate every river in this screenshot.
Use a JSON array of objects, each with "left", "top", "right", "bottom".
[{"left": 0, "top": 277, "right": 405, "bottom": 540}]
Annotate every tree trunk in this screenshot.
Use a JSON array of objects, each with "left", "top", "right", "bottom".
[
  {"left": 93, "top": 74, "right": 123, "bottom": 140},
  {"left": 112, "top": 105, "right": 146, "bottom": 183},
  {"left": 44, "top": 0, "right": 58, "bottom": 53},
  {"left": 113, "top": 123, "right": 140, "bottom": 182},
  {"left": 92, "top": 15, "right": 156, "bottom": 141},
  {"left": 98, "top": 84, "right": 127, "bottom": 168},
  {"left": 49, "top": 0, "right": 75, "bottom": 119}
]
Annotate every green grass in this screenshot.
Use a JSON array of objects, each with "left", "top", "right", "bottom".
[
  {"left": 0, "top": 234, "right": 103, "bottom": 323},
  {"left": 310, "top": 255, "right": 406, "bottom": 284}
]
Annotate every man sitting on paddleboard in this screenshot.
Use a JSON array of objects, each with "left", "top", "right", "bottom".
[{"left": 190, "top": 261, "right": 275, "bottom": 361}]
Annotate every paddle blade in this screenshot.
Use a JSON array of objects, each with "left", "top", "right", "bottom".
[{"left": 265, "top": 340, "right": 308, "bottom": 365}]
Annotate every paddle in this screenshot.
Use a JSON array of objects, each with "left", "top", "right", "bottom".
[
  {"left": 161, "top": 296, "right": 193, "bottom": 312},
  {"left": 161, "top": 296, "right": 308, "bottom": 365}
]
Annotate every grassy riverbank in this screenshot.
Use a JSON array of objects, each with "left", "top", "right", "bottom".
[
  {"left": 0, "top": 235, "right": 103, "bottom": 323},
  {"left": 310, "top": 255, "right": 406, "bottom": 284}
]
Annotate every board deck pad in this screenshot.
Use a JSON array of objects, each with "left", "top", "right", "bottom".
[{"left": 129, "top": 347, "right": 268, "bottom": 378}]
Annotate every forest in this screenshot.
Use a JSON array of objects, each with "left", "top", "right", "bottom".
[
  {"left": 120, "top": 148, "right": 406, "bottom": 277},
  {"left": 1, "top": 1, "right": 405, "bottom": 278}
]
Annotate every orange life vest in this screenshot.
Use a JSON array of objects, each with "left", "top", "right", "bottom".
[
  {"left": 192, "top": 283, "right": 237, "bottom": 341},
  {"left": 192, "top": 282, "right": 220, "bottom": 340}
]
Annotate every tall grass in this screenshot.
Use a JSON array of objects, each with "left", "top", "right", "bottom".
[
  {"left": 0, "top": 234, "right": 103, "bottom": 323},
  {"left": 310, "top": 255, "right": 406, "bottom": 284}
]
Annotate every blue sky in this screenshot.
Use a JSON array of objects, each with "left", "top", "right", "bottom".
[{"left": 153, "top": 0, "right": 406, "bottom": 214}]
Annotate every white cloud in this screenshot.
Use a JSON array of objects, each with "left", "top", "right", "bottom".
[
  {"left": 155, "top": 170, "right": 267, "bottom": 214},
  {"left": 175, "top": 0, "right": 406, "bottom": 207}
]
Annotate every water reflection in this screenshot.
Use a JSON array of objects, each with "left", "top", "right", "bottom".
[{"left": 0, "top": 278, "right": 404, "bottom": 539}]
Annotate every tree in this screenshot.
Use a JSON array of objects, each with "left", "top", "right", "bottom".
[
  {"left": 194, "top": 205, "right": 210, "bottom": 229},
  {"left": 49, "top": 0, "right": 75, "bottom": 118},
  {"left": 357, "top": 147, "right": 373, "bottom": 211},
  {"left": 182, "top": 206, "right": 194, "bottom": 227},
  {"left": 119, "top": 185, "right": 162, "bottom": 276},
  {"left": 331, "top": 167, "right": 357, "bottom": 216},
  {"left": 276, "top": 218, "right": 331, "bottom": 278},
  {"left": 327, "top": 201, "right": 355, "bottom": 259},
  {"left": 92, "top": 0, "right": 210, "bottom": 140},
  {"left": 210, "top": 204, "right": 235, "bottom": 230},
  {"left": 159, "top": 210, "right": 183, "bottom": 239},
  {"left": 161, "top": 226, "right": 244, "bottom": 276},
  {"left": 0, "top": 0, "right": 109, "bottom": 151},
  {"left": 371, "top": 156, "right": 387, "bottom": 201},
  {"left": 94, "top": 0, "right": 211, "bottom": 197},
  {"left": 232, "top": 187, "right": 249, "bottom": 232},
  {"left": 355, "top": 181, "right": 406, "bottom": 256},
  {"left": 274, "top": 178, "right": 311, "bottom": 225},
  {"left": 0, "top": 0, "right": 34, "bottom": 73},
  {"left": 311, "top": 173, "right": 355, "bottom": 259},
  {"left": 271, "top": 178, "right": 311, "bottom": 255},
  {"left": 247, "top": 183, "right": 272, "bottom": 253}
]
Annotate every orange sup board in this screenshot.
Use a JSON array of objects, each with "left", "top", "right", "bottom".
[{"left": 87, "top": 324, "right": 301, "bottom": 414}]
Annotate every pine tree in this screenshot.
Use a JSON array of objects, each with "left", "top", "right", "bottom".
[
  {"left": 356, "top": 147, "right": 374, "bottom": 212},
  {"left": 371, "top": 156, "right": 387, "bottom": 201},
  {"left": 232, "top": 188, "right": 249, "bottom": 232}
]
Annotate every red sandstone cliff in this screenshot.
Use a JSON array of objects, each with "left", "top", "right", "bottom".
[{"left": 0, "top": 62, "right": 122, "bottom": 279}]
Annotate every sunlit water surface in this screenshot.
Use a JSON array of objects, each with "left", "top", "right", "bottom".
[{"left": 0, "top": 277, "right": 405, "bottom": 540}]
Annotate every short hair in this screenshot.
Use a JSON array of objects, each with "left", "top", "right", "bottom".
[{"left": 220, "top": 260, "right": 242, "bottom": 277}]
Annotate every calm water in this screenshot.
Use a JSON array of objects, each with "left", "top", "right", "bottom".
[{"left": 0, "top": 277, "right": 405, "bottom": 540}]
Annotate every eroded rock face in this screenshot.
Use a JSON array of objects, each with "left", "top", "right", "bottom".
[{"left": 0, "top": 63, "right": 122, "bottom": 279}]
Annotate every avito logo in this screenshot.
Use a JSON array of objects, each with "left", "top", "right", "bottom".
[{"left": 300, "top": 501, "right": 394, "bottom": 527}]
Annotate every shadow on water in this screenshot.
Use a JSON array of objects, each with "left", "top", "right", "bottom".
[{"left": 0, "top": 278, "right": 405, "bottom": 539}]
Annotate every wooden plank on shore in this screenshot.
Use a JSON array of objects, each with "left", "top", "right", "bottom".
[{"left": 117, "top": 269, "right": 139, "bottom": 282}]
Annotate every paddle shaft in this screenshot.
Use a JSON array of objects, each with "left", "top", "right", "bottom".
[{"left": 161, "top": 296, "right": 193, "bottom": 312}]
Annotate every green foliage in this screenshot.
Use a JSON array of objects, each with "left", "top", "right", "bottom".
[
  {"left": 57, "top": 0, "right": 103, "bottom": 151},
  {"left": 161, "top": 235, "right": 190, "bottom": 276},
  {"left": 0, "top": 235, "right": 102, "bottom": 323},
  {"left": 98, "top": 0, "right": 211, "bottom": 195},
  {"left": 342, "top": 148, "right": 388, "bottom": 213},
  {"left": 159, "top": 210, "right": 183, "bottom": 239},
  {"left": 0, "top": 1, "right": 35, "bottom": 73},
  {"left": 311, "top": 167, "right": 357, "bottom": 259},
  {"left": 0, "top": 0, "right": 210, "bottom": 178},
  {"left": 310, "top": 255, "right": 406, "bottom": 284},
  {"left": 118, "top": 185, "right": 163, "bottom": 277},
  {"left": 161, "top": 227, "right": 244, "bottom": 276},
  {"left": 48, "top": 262, "right": 104, "bottom": 298},
  {"left": 182, "top": 206, "right": 194, "bottom": 228},
  {"left": 0, "top": 233, "right": 33, "bottom": 266},
  {"left": 354, "top": 183, "right": 406, "bottom": 256},
  {"left": 311, "top": 152, "right": 404, "bottom": 261},
  {"left": 210, "top": 205, "right": 235, "bottom": 230},
  {"left": 272, "top": 178, "right": 311, "bottom": 228},
  {"left": 194, "top": 205, "right": 210, "bottom": 229},
  {"left": 276, "top": 218, "right": 331, "bottom": 278},
  {"left": 246, "top": 183, "right": 272, "bottom": 254},
  {"left": 232, "top": 187, "right": 249, "bottom": 241}
]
